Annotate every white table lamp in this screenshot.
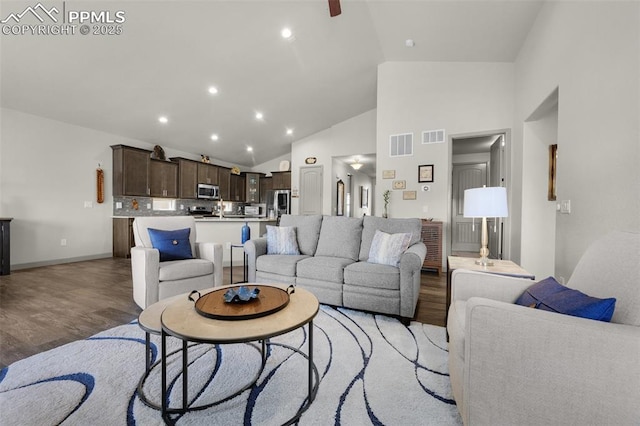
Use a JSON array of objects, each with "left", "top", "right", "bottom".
[{"left": 463, "top": 186, "right": 508, "bottom": 266}]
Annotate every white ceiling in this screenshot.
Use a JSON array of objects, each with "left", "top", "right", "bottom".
[{"left": 0, "top": 0, "right": 543, "bottom": 167}]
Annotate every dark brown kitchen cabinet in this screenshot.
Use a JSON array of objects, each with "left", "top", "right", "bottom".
[
  {"left": 218, "top": 167, "right": 231, "bottom": 200},
  {"left": 173, "top": 158, "right": 198, "bottom": 199},
  {"left": 112, "top": 145, "right": 150, "bottom": 196},
  {"left": 229, "top": 174, "right": 245, "bottom": 201},
  {"left": 271, "top": 171, "right": 291, "bottom": 190},
  {"left": 197, "top": 163, "right": 219, "bottom": 185},
  {"left": 149, "top": 159, "right": 178, "bottom": 198},
  {"left": 244, "top": 173, "right": 261, "bottom": 203},
  {"left": 260, "top": 176, "right": 273, "bottom": 203},
  {"left": 113, "top": 217, "right": 134, "bottom": 258}
]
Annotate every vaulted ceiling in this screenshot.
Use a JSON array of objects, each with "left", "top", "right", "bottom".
[{"left": 1, "top": 0, "right": 543, "bottom": 166}]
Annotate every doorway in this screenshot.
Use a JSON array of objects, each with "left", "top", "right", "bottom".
[{"left": 450, "top": 132, "right": 509, "bottom": 259}]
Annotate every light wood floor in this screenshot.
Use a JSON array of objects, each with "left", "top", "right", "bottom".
[{"left": 0, "top": 258, "right": 446, "bottom": 369}]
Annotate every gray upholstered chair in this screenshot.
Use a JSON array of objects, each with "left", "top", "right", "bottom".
[
  {"left": 131, "top": 216, "right": 223, "bottom": 309},
  {"left": 447, "top": 230, "right": 640, "bottom": 425}
]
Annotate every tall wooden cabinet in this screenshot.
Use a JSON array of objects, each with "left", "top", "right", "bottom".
[
  {"left": 421, "top": 220, "right": 443, "bottom": 275},
  {"left": 218, "top": 167, "right": 231, "bottom": 200},
  {"left": 112, "top": 145, "right": 150, "bottom": 196},
  {"left": 113, "top": 217, "right": 135, "bottom": 258},
  {"left": 149, "top": 159, "right": 178, "bottom": 197},
  {"left": 173, "top": 158, "right": 198, "bottom": 199}
]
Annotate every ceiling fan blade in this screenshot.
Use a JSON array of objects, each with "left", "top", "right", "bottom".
[{"left": 328, "top": 0, "right": 341, "bottom": 17}]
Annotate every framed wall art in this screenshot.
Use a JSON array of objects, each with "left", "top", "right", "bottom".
[
  {"left": 548, "top": 144, "right": 558, "bottom": 201},
  {"left": 382, "top": 170, "right": 396, "bottom": 179},
  {"left": 418, "top": 164, "right": 434, "bottom": 183},
  {"left": 360, "top": 186, "right": 369, "bottom": 208},
  {"left": 403, "top": 190, "right": 417, "bottom": 200},
  {"left": 337, "top": 179, "right": 345, "bottom": 216},
  {"left": 392, "top": 180, "right": 406, "bottom": 190}
]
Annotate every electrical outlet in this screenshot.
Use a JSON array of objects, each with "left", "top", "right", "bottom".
[
  {"left": 61, "top": 239, "right": 67, "bottom": 246},
  {"left": 147, "top": 203, "right": 152, "bottom": 209},
  {"left": 84, "top": 201, "right": 93, "bottom": 208},
  {"left": 560, "top": 200, "right": 571, "bottom": 214},
  {"left": 115, "top": 202, "right": 123, "bottom": 209},
  {"left": 422, "top": 205, "right": 429, "bottom": 213}
]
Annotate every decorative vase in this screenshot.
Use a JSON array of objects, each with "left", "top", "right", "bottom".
[
  {"left": 383, "top": 206, "right": 388, "bottom": 218},
  {"left": 241, "top": 222, "right": 251, "bottom": 243}
]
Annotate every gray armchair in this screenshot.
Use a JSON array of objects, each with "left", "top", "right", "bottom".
[
  {"left": 131, "top": 216, "right": 223, "bottom": 309},
  {"left": 447, "top": 230, "right": 640, "bottom": 425}
]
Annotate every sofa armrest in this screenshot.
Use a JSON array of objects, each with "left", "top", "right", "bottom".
[
  {"left": 196, "top": 242, "right": 224, "bottom": 287},
  {"left": 464, "top": 297, "right": 640, "bottom": 425},
  {"left": 451, "top": 269, "right": 534, "bottom": 303},
  {"left": 131, "top": 246, "right": 160, "bottom": 309},
  {"left": 398, "top": 242, "right": 427, "bottom": 318},
  {"left": 244, "top": 238, "right": 267, "bottom": 282}
]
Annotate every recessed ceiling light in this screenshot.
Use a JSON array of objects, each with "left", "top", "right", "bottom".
[
  {"left": 286, "top": 128, "right": 293, "bottom": 135},
  {"left": 255, "top": 112, "right": 263, "bottom": 120},
  {"left": 158, "top": 116, "right": 168, "bottom": 124},
  {"left": 247, "top": 146, "right": 253, "bottom": 152},
  {"left": 210, "top": 134, "right": 219, "bottom": 141},
  {"left": 281, "top": 28, "right": 292, "bottom": 39},
  {"left": 208, "top": 86, "right": 218, "bottom": 95}
]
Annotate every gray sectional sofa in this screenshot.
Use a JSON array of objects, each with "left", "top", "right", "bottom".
[{"left": 244, "top": 214, "right": 427, "bottom": 320}]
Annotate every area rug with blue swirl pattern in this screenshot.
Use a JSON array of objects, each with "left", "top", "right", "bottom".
[{"left": 0, "top": 305, "right": 462, "bottom": 425}]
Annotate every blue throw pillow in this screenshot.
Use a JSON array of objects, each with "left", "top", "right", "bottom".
[
  {"left": 147, "top": 228, "right": 193, "bottom": 262},
  {"left": 515, "top": 276, "right": 616, "bottom": 322},
  {"left": 266, "top": 225, "right": 300, "bottom": 255}
]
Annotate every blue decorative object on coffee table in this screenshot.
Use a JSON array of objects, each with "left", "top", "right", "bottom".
[{"left": 224, "top": 286, "right": 260, "bottom": 303}]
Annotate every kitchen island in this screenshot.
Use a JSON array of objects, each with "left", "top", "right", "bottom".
[{"left": 194, "top": 217, "right": 277, "bottom": 267}]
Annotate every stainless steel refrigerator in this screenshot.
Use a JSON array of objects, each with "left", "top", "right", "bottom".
[{"left": 266, "top": 189, "right": 291, "bottom": 220}]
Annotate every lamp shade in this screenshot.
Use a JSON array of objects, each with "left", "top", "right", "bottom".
[{"left": 463, "top": 186, "right": 508, "bottom": 218}]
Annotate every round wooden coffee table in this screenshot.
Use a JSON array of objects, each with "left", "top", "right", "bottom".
[{"left": 151, "top": 284, "right": 319, "bottom": 425}]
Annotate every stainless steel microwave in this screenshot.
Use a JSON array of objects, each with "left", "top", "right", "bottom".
[{"left": 197, "top": 183, "right": 219, "bottom": 200}]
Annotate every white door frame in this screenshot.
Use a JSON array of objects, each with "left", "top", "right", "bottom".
[{"left": 447, "top": 129, "right": 512, "bottom": 263}]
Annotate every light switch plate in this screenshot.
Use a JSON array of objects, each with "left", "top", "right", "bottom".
[{"left": 560, "top": 200, "right": 571, "bottom": 214}]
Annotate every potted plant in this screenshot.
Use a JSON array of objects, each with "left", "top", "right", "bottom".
[{"left": 382, "top": 190, "right": 390, "bottom": 218}]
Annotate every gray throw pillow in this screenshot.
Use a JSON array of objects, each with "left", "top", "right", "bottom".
[
  {"left": 367, "top": 230, "right": 412, "bottom": 267},
  {"left": 266, "top": 225, "right": 300, "bottom": 255}
]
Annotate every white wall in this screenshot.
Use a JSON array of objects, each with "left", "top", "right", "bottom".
[
  {"left": 291, "top": 109, "right": 376, "bottom": 215},
  {"left": 514, "top": 1, "right": 640, "bottom": 281},
  {"left": 0, "top": 108, "right": 233, "bottom": 268},
  {"left": 251, "top": 152, "right": 292, "bottom": 176},
  {"left": 521, "top": 105, "right": 558, "bottom": 278},
  {"left": 376, "top": 62, "right": 515, "bottom": 261}
]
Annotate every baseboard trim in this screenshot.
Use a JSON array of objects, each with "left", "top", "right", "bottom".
[{"left": 11, "top": 253, "right": 113, "bottom": 271}]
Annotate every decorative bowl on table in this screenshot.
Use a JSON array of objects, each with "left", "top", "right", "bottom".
[{"left": 223, "top": 286, "right": 260, "bottom": 303}]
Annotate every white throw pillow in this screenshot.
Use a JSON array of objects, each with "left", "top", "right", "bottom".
[
  {"left": 367, "top": 230, "right": 412, "bottom": 267},
  {"left": 266, "top": 225, "right": 301, "bottom": 255}
]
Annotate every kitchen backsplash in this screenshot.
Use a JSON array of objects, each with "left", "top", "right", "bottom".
[{"left": 113, "top": 197, "right": 232, "bottom": 217}]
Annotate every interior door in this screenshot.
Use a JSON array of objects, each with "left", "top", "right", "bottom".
[
  {"left": 300, "top": 166, "right": 323, "bottom": 215},
  {"left": 451, "top": 163, "right": 488, "bottom": 253}
]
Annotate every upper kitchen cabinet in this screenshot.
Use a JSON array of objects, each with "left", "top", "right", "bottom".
[
  {"left": 271, "top": 171, "right": 291, "bottom": 190},
  {"left": 244, "top": 173, "right": 261, "bottom": 203},
  {"left": 112, "top": 145, "right": 150, "bottom": 196},
  {"left": 149, "top": 159, "right": 178, "bottom": 198},
  {"left": 229, "top": 173, "right": 245, "bottom": 201},
  {"left": 197, "top": 163, "right": 219, "bottom": 185},
  {"left": 218, "top": 167, "right": 231, "bottom": 200},
  {"left": 260, "top": 176, "right": 273, "bottom": 203},
  {"left": 173, "top": 158, "right": 198, "bottom": 199}
]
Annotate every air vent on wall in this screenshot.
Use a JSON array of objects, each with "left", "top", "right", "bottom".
[
  {"left": 389, "top": 133, "right": 413, "bottom": 157},
  {"left": 422, "top": 129, "right": 446, "bottom": 144}
]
